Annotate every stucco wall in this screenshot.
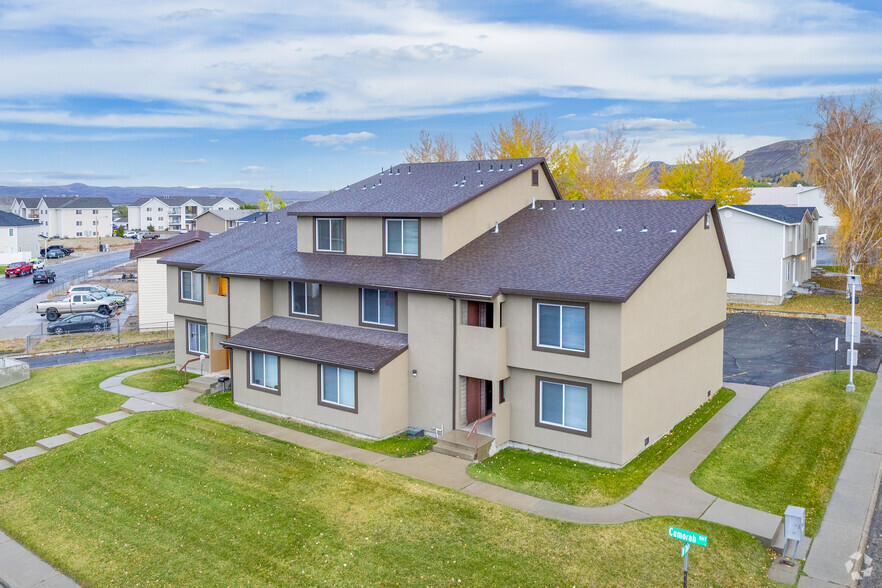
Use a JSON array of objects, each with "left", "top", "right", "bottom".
[
  {"left": 406, "top": 292, "right": 455, "bottom": 432},
  {"left": 195, "top": 214, "right": 228, "bottom": 234}
]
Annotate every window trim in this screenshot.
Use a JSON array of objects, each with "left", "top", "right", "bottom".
[
  {"left": 383, "top": 218, "right": 420, "bottom": 257},
  {"left": 247, "top": 350, "right": 281, "bottom": 395},
  {"left": 532, "top": 299, "right": 589, "bottom": 357},
  {"left": 534, "top": 376, "right": 591, "bottom": 437},
  {"left": 179, "top": 270, "right": 203, "bottom": 304},
  {"left": 185, "top": 321, "right": 208, "bottom": 356},
  {"left": 317, "top": 364, "right": 358, "bottom": 413},
  {"left": 289, "top": 280, "right": 322, "bottom": 320},
  {"left": 359, "top": 288, "right": 398, "bottom": 330},
  {"left": 314, "top": 217, "right": 346, "bottom": 253}
]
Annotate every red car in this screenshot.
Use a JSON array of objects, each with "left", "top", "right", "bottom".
[{"left": 5, "top": 260, "right": 34, "bottom": 278}]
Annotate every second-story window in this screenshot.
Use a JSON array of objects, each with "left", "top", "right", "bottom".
[
  {"left": 291, "top": 281, "right": 321, "bottom": 318},
  {"left": 361, "top": 288, "right": 396, "bottom": 328},
  {"left": 536, "top": 301, "right": 587, "bottom": 354},
  {"left": 180, "top": 270, "right": 203, "bottom": 303},
  {"left": 385, "top": 219, "right": 419, "bottom": 256},
  {"left": 316, "top": 218, "right": 344, "bottom": 252}
]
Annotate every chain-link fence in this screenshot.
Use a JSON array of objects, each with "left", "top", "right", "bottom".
[{"left": 23, "top": 316, "right": 173, "bottom": 355}]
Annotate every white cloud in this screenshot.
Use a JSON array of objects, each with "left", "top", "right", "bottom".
[
  {"left": 559, "top": 113, "right": 576, "bottom": 119},
  {"left": 159, "top": 8, "right": 223, "bottom": 22},
  {"left": 592, "top": 104, "right": 630, "bottom": 117},
  {"left": 240, "top": 165, "right": 275, "bottom": 173},
  {"left": 301, "top": 131, "right": 377, "bottom": 146},
  {"left": 171, "top": 158, "right": 207, "bottom": 165},
  {"left": 616, "top": 118, "right": 698, "bottom": 131}
]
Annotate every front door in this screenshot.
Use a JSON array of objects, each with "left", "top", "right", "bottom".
[
  {"left": 466, "top": 377, "right": 482, "bottom": 424},
  {"left": 210, "top": 334, "right": 229, "bottom": 372}
]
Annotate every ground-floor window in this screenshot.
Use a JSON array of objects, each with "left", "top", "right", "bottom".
[
  {"left": 187, "top": 322, "right": 208, "bottom": 355},
  {"left": 537, "top": 378, "right": 590, "bottom": 435},
  {"left": 320, "top": 365, "right": 357, "bottom": 411},
  {"left": 249, "top": 351, "right": 279, "bottom": 391}
]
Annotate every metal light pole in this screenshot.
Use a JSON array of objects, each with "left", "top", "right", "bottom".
[{"left": 847, "top": 282, "right": 856, "bottom": 392}]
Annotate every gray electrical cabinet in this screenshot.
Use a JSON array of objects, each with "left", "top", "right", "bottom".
[{"left": 784, "top": 505, "right": 805, "bottom": 541}]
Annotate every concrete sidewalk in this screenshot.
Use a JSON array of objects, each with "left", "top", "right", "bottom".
[
  {"left": 0, "top": 531, "right": 78, "bottom": 587},
  {"left": 800, "top": 371, "right": 882, "bottom": 587}
]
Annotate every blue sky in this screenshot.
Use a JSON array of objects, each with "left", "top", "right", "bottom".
[{"left": 0, "top": 0, "right": 880, "bottom": 191}]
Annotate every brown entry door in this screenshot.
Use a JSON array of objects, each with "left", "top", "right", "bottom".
[{"left": 466, "top": 377, "right": 482, "bottom": 424}]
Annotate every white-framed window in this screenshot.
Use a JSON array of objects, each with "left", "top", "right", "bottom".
[
  {"left": 180, "top": 270, "right": 203, "bottom": 302},
  {"left": 249, "top": 351, "right": 279, "bottom": 391},
  {"left": 7, "top": 229, "right": 12, "bottom": 237},
  {"left": 321, "top": 365, "right": 356, "bottom": 409},
  {"left": 92, "top": 209, "right": 98, "bottom": 214},
  {"left": 291, "top": 281, "right": 321, "bottom": 317},
  {"left": 784, "top": 261, "right": 791, "bottom": 281},
  {"left": 158, "top": 207, "right": 164, "bottom": 212},
  {"left": 147, "top": 207, "right": 152, "bottom": 211},
  {"left": 76, "top": 221, "right": 82, "bottom": 226},
  {"left": 187, "top": 322, "right": 208, "bottom": 354},
  {"left": 385, "top": 218, "right": 419, "bottom": 256},
  {"left": 76, "top": 232, "right": 82, "bottom": 237},
  {"left": 315, "top": 218, "right": 344, "bottom": 252},
  {"left": 146, "top": 217, "right": 152, "bottom": 221},
  {"left": 538, "top": 379, "right": 589, "bottom": 433},
  {"left": 536, "top": 302, "right": 586, "bottom": 352},
  {"left": 75, "top": 209, "right": 82, "bottom": 214},
  {"left": 361, "top": 288, "right": 396, "bottom": 327}
]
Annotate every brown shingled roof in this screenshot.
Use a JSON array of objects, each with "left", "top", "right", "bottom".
[
  {"left": 130, "top": 230, "right": 211, "bottom": 259},
  {"left": 222, "top": 316, "right": 408, "bottom": 372}
]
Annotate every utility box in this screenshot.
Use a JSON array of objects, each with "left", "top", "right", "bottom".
[
  {"left": 847, "top": 274, "right": 863, "bottom": 292},
  {"left": 784, "top": 505, "right": 805, "bottom": 540}
]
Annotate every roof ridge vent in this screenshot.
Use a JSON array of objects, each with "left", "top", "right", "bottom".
[{"left": 640, "top": 225, "right": 648, "bottom": 233}]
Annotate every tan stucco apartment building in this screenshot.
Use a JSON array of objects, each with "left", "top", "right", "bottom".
[{"left": 160, "top": 158, "right": 734, "bottom": 467}]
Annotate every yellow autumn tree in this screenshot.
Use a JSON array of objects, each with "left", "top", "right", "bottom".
[
  {"left": 808, "top": 92, "right": 882, "bottom": 275},
  {"left": 568, "top": 126, "right": 652, "bottom": 200},
  {"left": 258, "top": 188, "right": 286, "bottom": 212},
  {"left": 659, "top": 139, "right": 751, "bottom": 205},
  {"left": 776, "top": 171, "right": 804, "bottom": 187}
]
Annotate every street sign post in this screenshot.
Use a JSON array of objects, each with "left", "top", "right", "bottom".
[
  {"left": 669, "top": 527, "right": 707, "bottom": 587},
  {"left": 845, "top": 274, "right": 861, "bottom": 392}
]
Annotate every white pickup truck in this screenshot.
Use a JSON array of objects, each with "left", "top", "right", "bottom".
[{"left": 36, "top": 293, "right": 118, "bottom": 321}]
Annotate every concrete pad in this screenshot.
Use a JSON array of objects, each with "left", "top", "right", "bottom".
[
  {"left": 701, "top": 498, "right": 781, "bottom": 545},
  {"left": 767, "top": 559, "right": 801, "bottom": 585},
  {"left": 121, "top": 397, "right": 173, "bottom": 413},
  {"left": 796, "top": 576, "right": 842, "bottom": 588},
  {"left": 529, "top": 500, "right": 647, "bottom": 524},
  {"left": 66, "top": 421, "right": 105, "bottom": 437},
  {"left": 852, "top": 405, "right": 882, "bottom": 454},
  {"left": 834, "top": 449, "right": 882, "bottom": 491},
  {"left": 94, "top": 410, "right": 130, "bottom": 425},
  {"left": 622, "top": 473, "right": 715, "bottom": 518},
  {"left": 802, "top": 520, "right": 862, "bottom": 586},
  {"left": 35, "top": 433, "right": 77, "bottom": 451},
  {"left": 0, "top": 533, "right": 78, "bottom": 588},
  {"left": 0, "top": 458, "right": 14, "bottom": 470},
  {"left": 377, "top": 452, "right": 474, "bottom": 490},
  {"left": 821, "top": 475, "right": 877, "bottom": 529},
  {"left": 461, "top": 481, "right": 542, "bottom": 512},
  {"left": 2, "top": 446, "right": 47, "bottom": 464}
]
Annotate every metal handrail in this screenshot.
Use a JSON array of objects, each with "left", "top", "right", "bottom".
[
  {"left": 178, "top": 355, "right": 204, "bottom": 384},
  {"left": 466, "top": 412, "right": 495, "bottom": 460}
]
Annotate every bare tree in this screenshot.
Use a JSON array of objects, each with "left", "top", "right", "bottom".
[
  {"left": 404, "top": 130, "right": 459, "bottom": 163},
  {"left": 572, "top": 126, "right": 652, "bottom": 199},
  {"left": 808, "top": 92, "right": 882, "bottom": 274}
]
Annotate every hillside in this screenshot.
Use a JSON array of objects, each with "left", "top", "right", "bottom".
[
  {"left": 0, "top": 183, "right": 324, "bottom": 205},
  {"left": 735, "top": 139, "right": 811, "bottom": 180}
]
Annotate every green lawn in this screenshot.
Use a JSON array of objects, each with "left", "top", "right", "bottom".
[
  {"left": 197, "top": 391, "right": 435, "bottom": 458},
  {"left": 0, "top": 352, "right": 173, "bottom": 454},
  {"left": 692, "top": 371, "right": 876, "bottom": 536},
  {"left": 468, "top": 388, "right": 736, "bottom": 506},
  {"left": 0, "top": 411, "right": 775, "bottom": 586},
  {"left": 121, "top": 366, "right": 196, "bottom": 392}
]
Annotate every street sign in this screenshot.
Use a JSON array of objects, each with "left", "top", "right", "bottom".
[
  {"left": 668, "top": 527, "right": 708, "bottom": 546},
  {"left": 846, "top": 316, "right": 862, "bottom": 343},
  {"left": 835, "top": 337, "right": 839, "bottom": 351},
  {"left": 681, "top": 542, "right": 691, "bottom": 557},
  {"left": 847, "top": 349, "right": 858, "bottom": 366},
  {"left": 847, "top": 274, "right": 863, "bottom": 291}
]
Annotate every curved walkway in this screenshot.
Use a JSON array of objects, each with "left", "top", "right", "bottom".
[{"left": 96, "top": 371, "right": 786, "bottom": 543}]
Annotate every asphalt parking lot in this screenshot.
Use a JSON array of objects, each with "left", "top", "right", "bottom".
[{"left": 724, "top": 311, "right": 882, "bottom": 386}]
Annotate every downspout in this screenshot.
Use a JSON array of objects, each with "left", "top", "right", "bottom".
[
  {"left": 227, "top": 276, "right": 233, "bottom": 402},
  {"left": 451, "top": 297, "right": 457, "bottom": 432}
]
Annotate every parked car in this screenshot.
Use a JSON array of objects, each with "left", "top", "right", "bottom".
[
  {"left": 46, "top": 249, "right": 65, "bottom": 259},
  {"left": 36, "top": 293, "right": 117, "bottom": 321},
  {"left": 5, "top": 260, "right": 34, "bottom": 278},
  {"left": 141, "top": 232, "right": 160, "bottom": 240},
  {"left": 818, "top": 233, "right": 828, "bottom": 245},
  {"left": 29, "top": 258, "right": 45, "bottom": 270},
  {"left": 123, "top": 230, "right": 139, "bottom": 239},
  {"left": 67, "top": 284, "right": 128, "bottom": 305},
  {"left": 32, "top": 269, "right": 56, "bottom": 284},
  {"left": 48, "top": 312, "right": 112, "bottom": 335},
  {"left": 40, "top": 245, "right": 73, "bottom": 257}
]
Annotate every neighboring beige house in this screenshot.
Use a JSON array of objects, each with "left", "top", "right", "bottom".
[
  {"left": 11, "top": 197, "right": 42, "bottom": 222},
  {"left": 0, "top": 210, "right": 41, "bottom": 264},
  {"left": 719, "top": 205, "right": 819, "bottom": 304},
  {"left": 195, "top": 209, "right": 254, "bottom": 233},
  {"left": 33, "top": 196, "right": 113, "bottom": 238},
  {"left": 130, "top": 231, "right": 211, "bottom": 331},
  {"left": 128, "top": 196, "right": 244, "bottom": 232},
  {"left": 159, "top": 158, "right": 734, "bottom": 467}
]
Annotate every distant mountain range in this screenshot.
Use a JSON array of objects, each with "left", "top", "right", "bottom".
[
  {"left": 0, "top": 183, "right": 324, "bottom": 205},
  {"left": 638, "top": 139, "right": 811, "bottom": 184}
]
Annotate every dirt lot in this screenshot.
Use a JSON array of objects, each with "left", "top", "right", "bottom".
[{"left": 42, "top": 236, "right": 134, "bottom": 254}]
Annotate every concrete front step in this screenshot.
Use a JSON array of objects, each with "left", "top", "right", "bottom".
[
  {"left": 183, "top": 375, "right": 217, "bottom": 394},
  {"left": 432, "top": 429, "right": 494, "bottom": 461},
  {"left": 66, "top": 422, "right": 105, "bottom": 437},
  {"left": 3, "top": 446, "right": 47, "bottom": 464},
  {"left": 35, "top": 433, "right": 77, "bottom": 451},
  {"left": 770, "top": 521, "right": 812, "bottom": 560},
  {"left": 94, "top": 411, "right": 131, "bottom": 425}
]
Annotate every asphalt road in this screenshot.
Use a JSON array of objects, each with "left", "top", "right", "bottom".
[
  {"left": 0, "top": 250, "right": 131, "bottom": 315},
  {"left": 724, "top": 312, "right": 882, "bottom": 386},
  {"left": 24, "top": 341, "right": 173, "bottom": 368}
]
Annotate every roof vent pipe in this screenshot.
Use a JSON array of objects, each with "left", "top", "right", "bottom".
[
  {"left": 477, "top": 162, "right": 481, "bottom": 172},
  {"left": 408, "top": 166, "right": 411, "bottom": 174},
  {"left": 640, "top": 225, "right": 648, "bottom": 233},
  {"left": 551, "top": 203, "right": 556, "bottom": 210},
  {"left": 581, "top": 202, "right": 586, "bottom": 210},
  {"left": 519, "top": 159, "right": 524, "bottom": 167},
  {"left": 669, "top": 228, "right": 677, "bottom": 233},
  {"left": 615, "top": 226, "right": 622, "bottom": 233},
  {"left": 264, "top": 213, "right": 269, "bottom": 224},
  {"left": 493, "top": 221, "right": 499, "bottom": 234},
  {"left": 489, "top": 164, "right": 494, "bottom": 172},
  {"left": 531, "top": 197, "right": 536, "bottom": 209},
  {"left": 479, "top": 180, "right": 484, "bottom": 187},
  {"left": 570, "top": 203, "right": 576, "bottom": 210}
]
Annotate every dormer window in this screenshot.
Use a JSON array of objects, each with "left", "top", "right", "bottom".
[
  {"left": 316, "top": 218, "right": 345, "bottom": 252},
  {"left": 385, "top": 219, "right": 419, "bottom": 256}
]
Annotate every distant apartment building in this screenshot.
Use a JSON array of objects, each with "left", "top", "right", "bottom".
[
  {"left": 128, "top": 196, "right": 244, "bottom": 232},
  {"left": 11, "top": 198, "right": 42, "bottom": 223},
  {"left": 749, "top": 186, "right": 837, "bottom": 233},
  {"left": 0, "top": 210, "right": 41, "bottom": 264},
  {"left": 14, "top": 196, "right": 114, "bottom": 238},
  {"left": 195, "top": 209, "right": 255, "bottom": 234}
]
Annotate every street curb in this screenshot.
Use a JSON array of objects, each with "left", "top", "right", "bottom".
[{"left": 12, "top": 340, "right": 173, "bottom": 360}]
